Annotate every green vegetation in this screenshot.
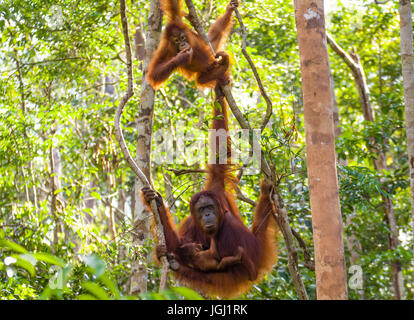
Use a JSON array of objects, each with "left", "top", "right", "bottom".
[{"left": 0, "top": 0, "right": 412, "bottom": 299}]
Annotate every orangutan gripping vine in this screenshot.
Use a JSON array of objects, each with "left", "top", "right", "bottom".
[
  {"left": 146, "top": 0, "right": 238, "bottom": 89},
  {"left": 141, "top": 86, "right": 280, "bottom": 298}
]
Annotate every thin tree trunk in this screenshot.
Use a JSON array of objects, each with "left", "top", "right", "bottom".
[
  {"left": 84, "top": 181, "right": 96, "bottom": 224},
  {"left": 398, "top": 0, "right": 414, "bottom": 258},
  {"left": 108, "top": 198, "right": 117, "bottom": 246},
  {"left": 49, "top": 145, "right": 59, "bottom": 253},
  {"left": 117, "top": 177, "right": 126, "bottom": 215},
  {"left": 129, "top": 0, "right": 163, "bottom": 296},
  {"left": 13, "top": 50, "right": 38, "bottom": 208},
  {"left": 294, "top": 0, "right": 348, "bottom": 300},
  {"left": 331, "top": 68, "right": 363, "bottom": 262},
  {"left": 330, "top": 67, "right": 364, "bottom": 297},
  {"left": 327, "top": 33, "right": 405, "bottom": 300}
]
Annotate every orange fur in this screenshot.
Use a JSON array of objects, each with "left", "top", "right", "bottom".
[
  {"left": 146, "top": 0, "right": 235, "bottom": 89},
  {"left": 183, "top": 92, "right": 279, "bottom": 298},
  {"left": 160, "top": 0, "right": 185, "bottom": 22},
  {"left": 251, "top": 180, "right": 280, "bottom": 278},
  {"left": 143, "top": 91, "right": 279, "bottom": 298},
  {"left": 143, "top": 1, "right": 280, "bottom": 299}
]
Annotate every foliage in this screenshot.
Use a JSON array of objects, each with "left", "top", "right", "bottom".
[
  {"left": 0, "top": 238, "right": 202, "bottom": 300},
  {"left": 0, "top": 0, "right": 413, "bottom": 300}
]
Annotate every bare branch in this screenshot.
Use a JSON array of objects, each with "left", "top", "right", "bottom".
[
  {"left": 183, "top": 0, "right": 216, "bottom": 54},
  {"left": 167, "top": 168, "right": 207, "bottom": 176},
  {"left": 326, "top": 33, "right": 374, "bottom": 123},
  {"left": 234, "top": 9, "right": 273, "bottom": 131},
  {"left": 115, "top": 1, "right": 148, "bottom": 185},
  {"left": 236, "top": 187, "right": 257, "bottom": 206},
  {"left": 291, "top": 228, "right": 315, "bottom": 271},
  {"left": 270, "top": 186, "right": 308, "bottom": 299},
  {"left": 1, "top": 56, "right": 81, "bottom": 74}
]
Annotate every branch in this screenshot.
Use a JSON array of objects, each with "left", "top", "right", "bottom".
[
  {"left": 167, "top": 168, "right": 207, "bottom": 176},
  {"left": 183, "top": 0, "right": 308, "bottom": 300},
  {"left": 1, "top": 56, "right": 81, "bottom": 74},
  {"left": 270, "top": 186, "right": 308, "bottom": 300},
  {"left": 236, "top": 187, "right": 257, "bottom": 206},
  {"left": 326, "top": 33, "right": 375, "bottom": 123},
  {"left": 183, "top": 0, "right": 252, "bottom": 133},
  {"left": 115, "top": 3, "right": 148, "bottom": 185},
  {"left": 183, "top": 0, "right": 216, "bottom": 54},
  {"left": 234, "top": 9, "right": 273, "bottom": 131},
  {"left": 115, "top": 0, "right": 170, "bottom": 292},
  {"left": 326, "top": 33, "right": 359, "bottom": 73},
  {"left": 291, "top": 228, "right": 315, "bottom": 271},
  {"left": 327, "top": 33, "right": 387, "bottom": 172},
  {"left": 12, "top": 50, "right": 26, "bottom": 113}
]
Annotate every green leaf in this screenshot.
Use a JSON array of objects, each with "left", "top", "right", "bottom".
[
  {"left": 139, "top": 292, "right": 166, "bottom": 300},
  {"left": 171, "top": 287, "right": 204, "bottom": 300},
  {"left": 83, "top": 254, "right": 107, "bottom": 278},
  {"left": 99, "top": 274, "right": 120, "bottom": 299},
  {"left": 33, "top": 252, "right": 66, "bottom": 267},
  {"left": 11, "top": 254, "right": 36, "bottom": 277},
  {"left": 90, "top": 192, "right": 101, "bottom": 200},
  {"left": 0, "top": 239, "right": 28, "bottom": 254},
  {"left": 81, "top": 281, "right": 110, "bottom": 300}
]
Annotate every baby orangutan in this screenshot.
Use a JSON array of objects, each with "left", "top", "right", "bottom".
[{"left": 178, "top": 237, "right": 258, "bottom": 281}]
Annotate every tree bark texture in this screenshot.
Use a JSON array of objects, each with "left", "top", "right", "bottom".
[
  {"left": 398, "top": 0, "right": 414, "bottom": 258},
  {"left": 294, "top": 0, "right": 348, "bottom": 300},
  {"left": 330, "top": 67, "right": 364, "bottom": 295},
  {"left": 49, "top": 146, "right": 61, "bottom": 253},
  {"left": 129, "top": 0, "right": 163, "bottom": 296}
]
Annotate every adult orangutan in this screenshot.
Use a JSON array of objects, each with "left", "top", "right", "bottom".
[
  {"left": 141, "top": 87, "right": 279, "bottom": 298},
  {"left": 146, "top": 0, "right": 238, "bottom": 89}
]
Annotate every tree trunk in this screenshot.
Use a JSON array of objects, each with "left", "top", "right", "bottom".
[
  {"left": 129, "top": 0, "right": 163, "bottom": 296},
  {"left": 13, "top": 51, "right": 38, "bottom": 208},
  {"left": 330, "top": 68, "right": 365, "bottom": 298},
  {"left": 49, "top": 145, "right": 61, "bottom": 253},
  {"left": 84, "top": 181, "right": 97, "bottom": 224},
  {"left": 398, "top": 0, "right": 414, "bottom": 258},
  {"left": 294, "top": 0, "right": 348, "bottom": 300}
]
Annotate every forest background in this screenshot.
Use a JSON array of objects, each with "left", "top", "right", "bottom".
[{"left": 0, "top": 0, "right": 413, "bottom": 300}]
